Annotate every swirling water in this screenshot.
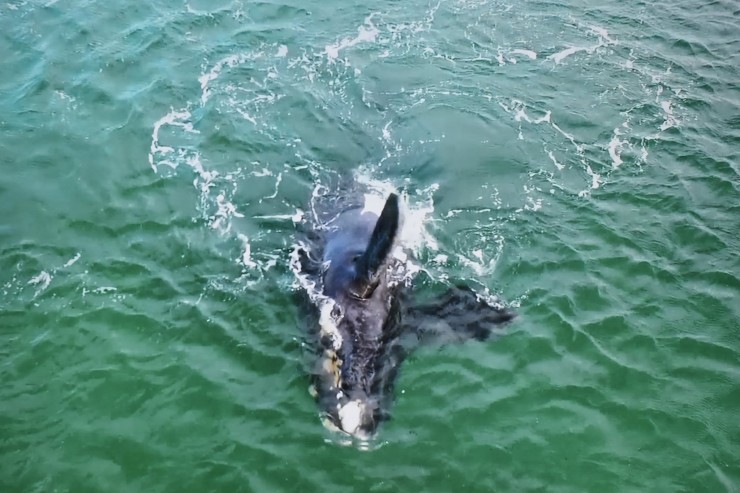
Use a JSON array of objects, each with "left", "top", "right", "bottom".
[{"left": 1, "top": 0, "right": 738, "bottom": 491}]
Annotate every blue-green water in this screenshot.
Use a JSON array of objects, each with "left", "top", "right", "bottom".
[{"left": 1, "top": 0, "right": 739, "bottom": 491}]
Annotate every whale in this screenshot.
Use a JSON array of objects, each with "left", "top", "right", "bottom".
[{"left": 293, "top": 189, "right": 515, "bottom": 441}]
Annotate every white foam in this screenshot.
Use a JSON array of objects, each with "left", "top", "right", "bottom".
[
  {"left": 402, "top": 186, "right": 439, "bottom": 253},
  {"left": 551, "top": 122, "right": 582, "bottom": 152},
  {"left": 382, "top": 121, "right": 392, "bottom": 142},
  {"left": 457, "top": 254, "right": 485, "bottom": 276},
  {"left": 198, "top": 52, "right": 262, "bottom": 105},
  {"left": 547, "top": 46, "right": 587, "bottom": 64},
  {"left": 608, "top": 128, "right": 626, "bottom": 168},
  {"left": 292, "top": 209, "right": 305, "bottom": 223},
  {"left": 640, "top": 144, "right": 649, "bottom": 163},
  {"left": 91, "top": 286, "right": 117, "bottom": 294},
  {"left": 534, "top": 111, "right": 552, "bottom": 124},
  {"left": 659, "top": 100, "right": 678, "bottom": 131},
  {"left": 28, "top": 271, "right": 52, "bottom": 291},
  {"left": 548, "top": 24, "right": 615, "bottom": 65},
  {"left": 254, "top": 209, "right": 305, "bottom": 223},
  {"left": 255, "top": 172, "right": 283, "bottom": 202},
  {"left": 55, "top": 90, "right": 76, "bottom": 104},
  {"left": 210, "top": 192, "right": 244, "bottom": 233},
  {"left": 500, "top": 101, "right": 550, "bottom": 126},
  {"left": 148, "top": 108, "right": 197, "bottom": 172},
  {"left": 514, "top": 106, "right": 530, "bottom": 123},
  {"left": 361, "top": 193, "right": 387, "bottom": 216},
  {"left": 523, "top": 185, "right": 543, "bottom": 212},
  {"left": 289, "top": 242, "right": 344, "bottom": 352},
  {"left": 16, "top": 253, "right": 88, "bottom": 299},
  {"left": 586, "top": 164, "right": 602, "bottom": 190},
  {"left": 325, "top": 14, "right": 380, "bottom": 62},
  {"left": 589, "top": 25, "right": 616, "bottom": 44},
  {"left": 237, "top": 234, "right": 258, "bottom": 269},
  {"left": 62, "top": 253, "right": 81, "bottom": 268},
  {"left": 510, "top": 49, "right": 537, "bottom": 60},
  {"left": 353, "top": 176, "right": 438, "bottom": 255},
  {"left": 184, "top": 154, "right": 218, "bottom": 194},
  {"left": 235, "top": 107, "right": 257, "bottom": 125},
  {"left": 547, "top": 150, "right": 565, "bottom": 171},
  {"left": 433, "top": 254, "right": 448, "bottom": 264},
  {"left": 276, "top": 45, "right": 288, "bottom": 57}
]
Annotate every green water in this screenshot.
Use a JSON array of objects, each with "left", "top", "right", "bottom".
[{"left": 1, "top": 0, "right": 739, "bottom": 491}]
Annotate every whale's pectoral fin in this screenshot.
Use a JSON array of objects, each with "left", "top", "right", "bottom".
[
  {"left": 404, "top": 284, "right": 516, "bottom": 343},
  {"left": 350, "top": 193, "right": 400, "bottom": 299}
]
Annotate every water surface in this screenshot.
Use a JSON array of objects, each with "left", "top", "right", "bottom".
[{"left": 1, "top": 0, "right": 739, "bottom": 491}]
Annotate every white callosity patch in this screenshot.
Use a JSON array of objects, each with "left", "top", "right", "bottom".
[
  {"left": 319, "top": 301, "right": 343, "bottom": 352},
  {"left": 338, "top": 400, "right": 369, "bottom": 437}
]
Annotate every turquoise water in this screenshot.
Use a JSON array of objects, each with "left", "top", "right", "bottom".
[{"left": 1, "top": 0, "right": 739, "bottom": 491}]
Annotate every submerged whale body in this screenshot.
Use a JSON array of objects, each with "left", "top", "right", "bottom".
[{"left": 295, "top": 190, "right": 515, "bottom": 440}]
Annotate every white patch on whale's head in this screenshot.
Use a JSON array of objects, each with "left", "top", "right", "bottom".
[
  {"left": 318, "top": 300, "right": 343, "bottom": 351},
  {"left": 338, "top": 400, "right": 371, "bottom": 439}
]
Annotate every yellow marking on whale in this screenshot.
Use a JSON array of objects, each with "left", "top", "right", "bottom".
[{"left": 321, "top": 349, "right": 343, "bottom": 389}]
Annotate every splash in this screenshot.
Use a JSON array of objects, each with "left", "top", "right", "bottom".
[
  {"left": 325, "top": 14, "right": 380, "bottom": 62},
  {"left": 148, "top": 109, "right": 198, "bottom": 172},
  {"left": 237, "top": 234, "right": 258, "bottom": 269},
  {"left": 608, "top": 128, "right": 626, "bottom": 168},
  {"left": 547, "top": 24, "right": 617, "bottom": 64},
  {"left": 198, "top": 52, "right": 263, "bottom": 105},
  {"left": 21, "top": 252, "right": 82, "bottom": 299},
  {"left": 27, "top": 271, "right": 52, "bottom": 293},
  {"left": 510, "top": 49, "right": 537, "bottom": 60}
]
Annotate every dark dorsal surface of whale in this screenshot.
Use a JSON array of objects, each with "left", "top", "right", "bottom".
[{"left": 294, "top": 191, "right": 515, "bottom": 441}]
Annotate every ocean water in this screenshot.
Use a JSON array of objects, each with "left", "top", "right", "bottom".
[{"left": 1, "top": 0, "right": 738, "bottom": 491}]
